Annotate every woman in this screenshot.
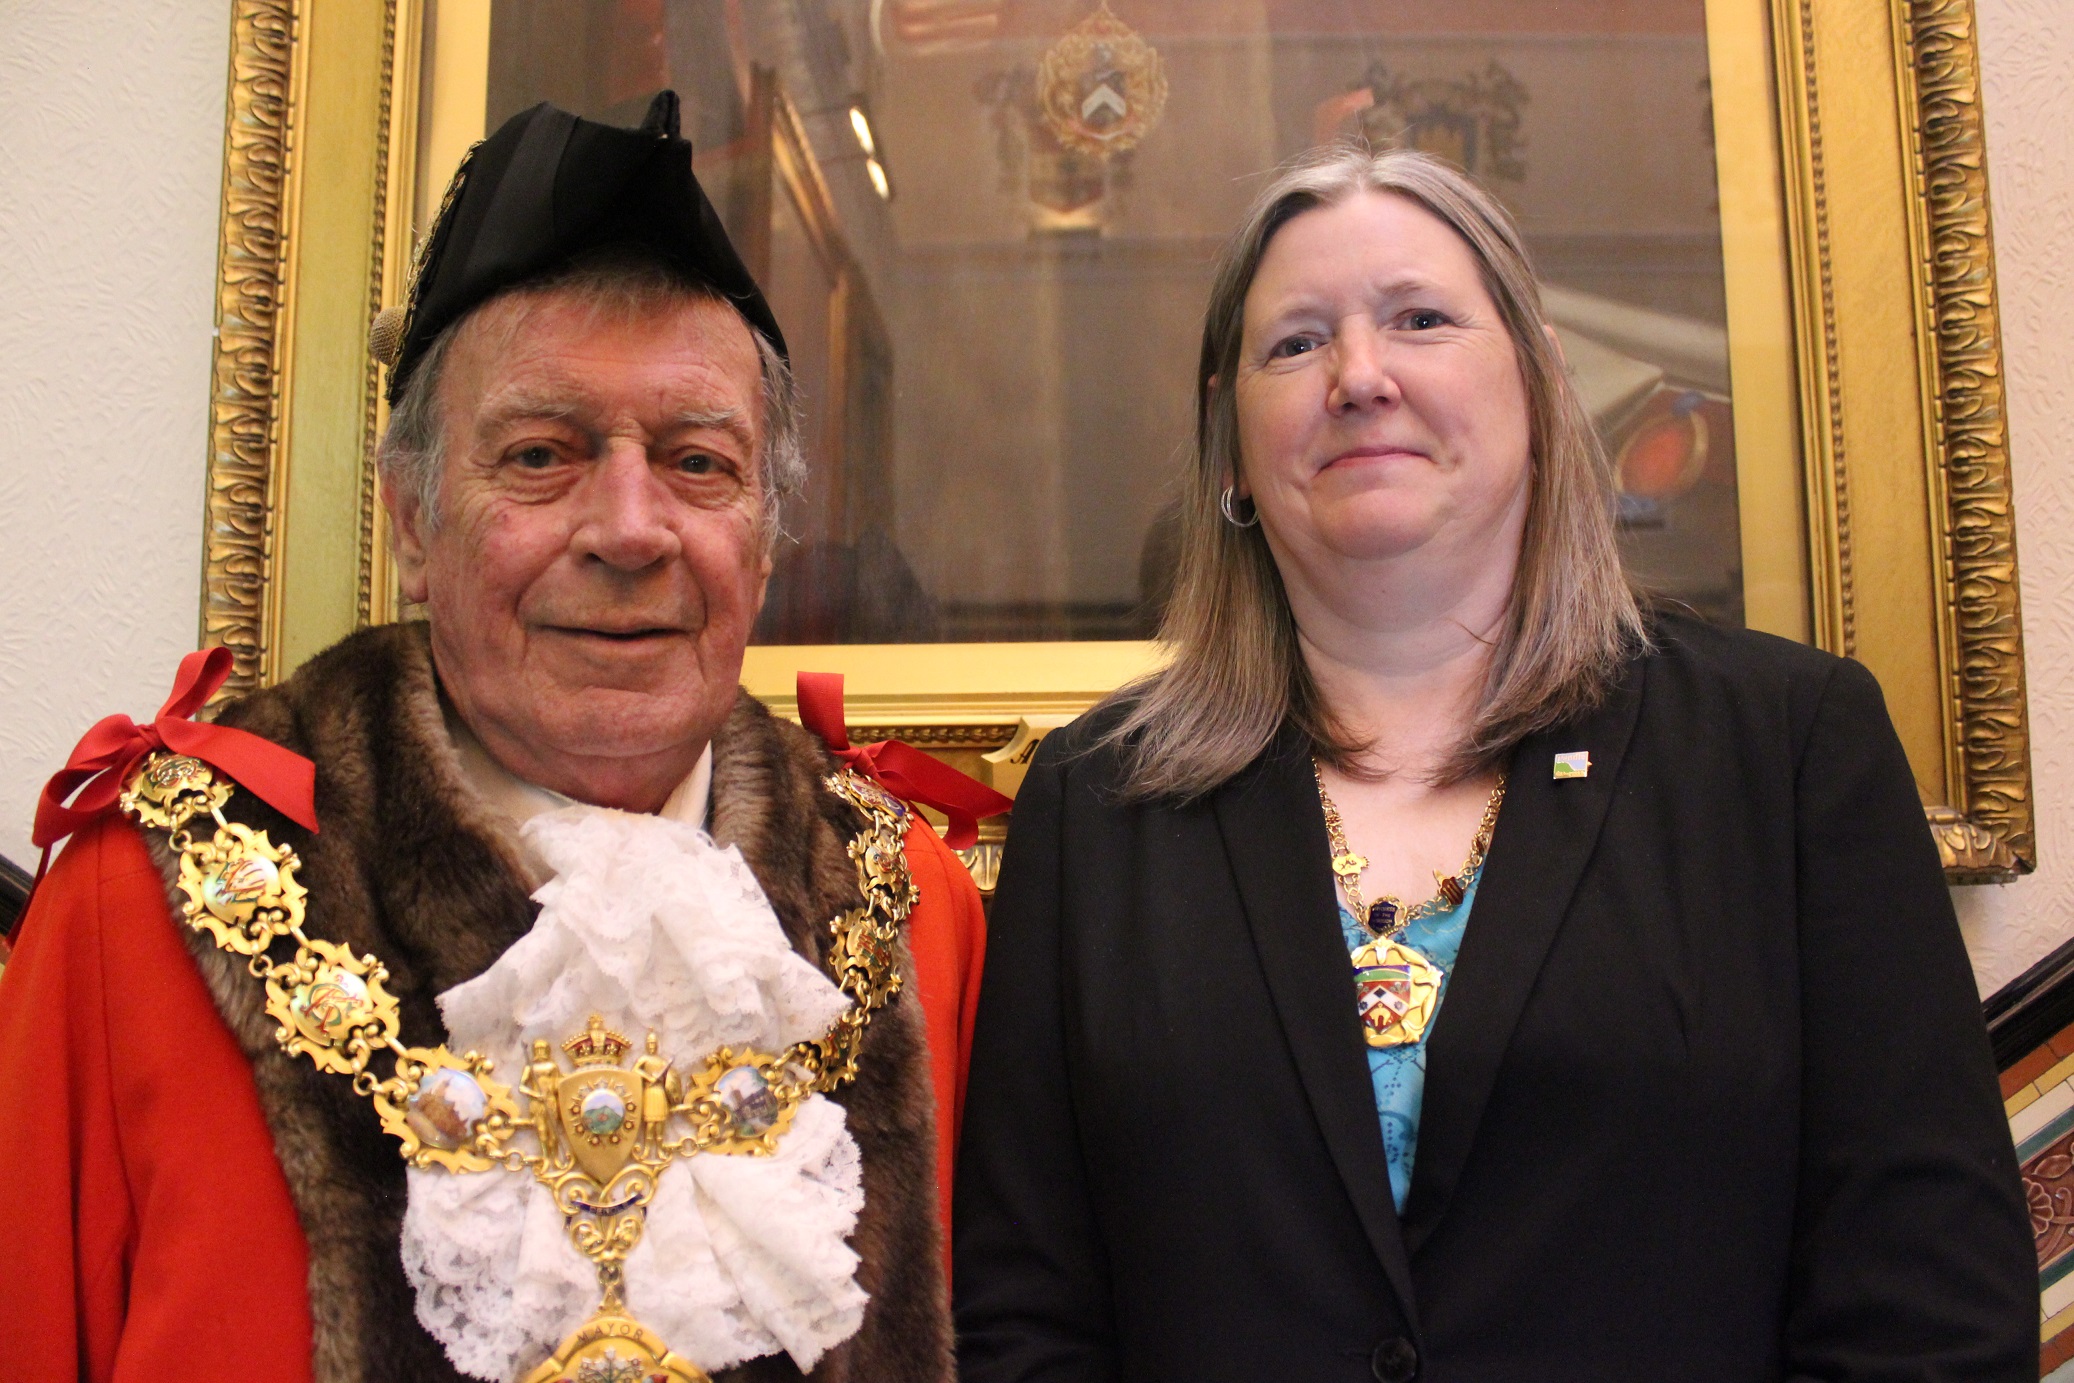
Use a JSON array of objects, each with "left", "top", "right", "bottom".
[{"left": 953, "top": 146, "right": 2034, "bottom": 1382}]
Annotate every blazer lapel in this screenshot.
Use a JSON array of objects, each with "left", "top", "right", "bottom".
[
  {"left": 1213, "top": 731, "right": 1420, "bottom": 1327},
  {"left": 1401, "top": 659, "right": 1647, "bottom": 1254}
]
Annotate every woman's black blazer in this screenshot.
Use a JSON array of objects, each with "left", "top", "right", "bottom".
[{"left": 954, "top": 616, "right": 2035, "bottom": 1383}]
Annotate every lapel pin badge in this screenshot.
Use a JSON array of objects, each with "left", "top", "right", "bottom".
[{"left": 1553, "top": 750, "right": 1592, "bottom": 780}]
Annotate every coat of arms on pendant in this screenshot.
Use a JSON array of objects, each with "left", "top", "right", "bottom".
[{"left": 1350, "top": 940, "right": 1442, "bottom": 1049}]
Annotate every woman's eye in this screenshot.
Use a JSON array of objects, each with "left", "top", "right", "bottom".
[
  {"left": 1405, "top": 310, "right": 1449, "bottom": 330},
  {"left": 1271, "top": 335, "right": 1318, "bottom": 359}
]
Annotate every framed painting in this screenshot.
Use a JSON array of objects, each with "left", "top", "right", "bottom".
[{"left": 201, "top": 0, "right": 2029, "bottom": 886}]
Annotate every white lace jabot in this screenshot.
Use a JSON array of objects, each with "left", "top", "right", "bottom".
[{"left": 401, "top": 719, "right": 867, "bottom": 1381}]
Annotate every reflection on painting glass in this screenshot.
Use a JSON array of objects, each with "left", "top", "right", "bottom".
[{"left": 472, "top": 0, "right": 1743, "bottom": 643}]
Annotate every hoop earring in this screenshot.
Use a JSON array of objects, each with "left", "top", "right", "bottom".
[{"left": 1219, "top": 486, "right": 1260, "bottom": 528}]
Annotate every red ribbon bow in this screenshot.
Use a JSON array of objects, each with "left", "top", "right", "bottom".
[
  {"left": 796, "top": 672, "right": 1012, "bottom": 851},
  {"left": 32, "top": 648, "right": 320, "bottom": 877}
]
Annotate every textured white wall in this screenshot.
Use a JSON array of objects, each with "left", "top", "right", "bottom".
[
  {"left": 0, "top": 4, "right": 228, "bottom": 871},
  {"left": 1952, "top": 0, "right": 2074, "bottom": 994}
]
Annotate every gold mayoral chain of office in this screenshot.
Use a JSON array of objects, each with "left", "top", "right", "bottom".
[
  {"left": 117, "top": 749, "right": 917, "bottom": 1383},
  {"left": 1312, "top": 762, "right": 1505, "bottom": 1050}
]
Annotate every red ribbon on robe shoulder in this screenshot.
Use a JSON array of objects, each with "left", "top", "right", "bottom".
[
  {"left": 31, "top": 648, "right": 320, "bottom": 878},
  {"left": 795, "top": 672, "right": 1012, "bottom": 852}
]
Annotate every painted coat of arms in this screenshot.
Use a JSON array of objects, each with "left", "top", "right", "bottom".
[{"left": 1036, "top": 2, "right": 1168, "bottom": 159}]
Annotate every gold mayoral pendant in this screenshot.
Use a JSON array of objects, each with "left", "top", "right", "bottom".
[
  {"left": 1349, "top": 939, "right": 1444, "bottom": 1049},
  {"left": 523, "top": 1291, "right": 707, "bottom": 1383},
  {"left": 511, "top": 1017, "right": 810, "bottom": 1383}
]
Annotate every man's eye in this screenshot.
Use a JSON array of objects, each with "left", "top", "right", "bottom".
[
  {"left": 512, "top": 444, "right": 557, "bottom": 470},
  {"left": 676, "top": 452, "right": 720, "bottom": 476}
]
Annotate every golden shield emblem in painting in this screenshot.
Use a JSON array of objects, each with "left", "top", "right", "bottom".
[{"left": 1036, "top": 1, "right": 1169, "bottom": 158}]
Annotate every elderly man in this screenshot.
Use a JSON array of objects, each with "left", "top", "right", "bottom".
[{"left": 0, "top": 94, "right": 989, "bottom": 1383}]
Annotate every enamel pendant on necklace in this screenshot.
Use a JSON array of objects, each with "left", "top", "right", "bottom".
[
  {"left": 524, "top": 1306, "right": 706, "bottom": 1383},
  {"left": 1349, "top": 938, "right": 1444, "bottom": 1048}
]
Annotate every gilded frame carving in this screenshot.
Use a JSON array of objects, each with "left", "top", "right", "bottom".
[
  {"left": 203, "top": 0, "right": 300, "bottom": 695},
  {"left": 1764, "top": 0, "right": 2032, "bottom": 878},
  {"left": 205, "top": 0, "right": 415, "bottom": 694},
  {"left": 204, "top": 0, "right": 2032, "bottom": 882},
  {"left": 1905, "top": 0, "right": 2030, "bottom": 878}
]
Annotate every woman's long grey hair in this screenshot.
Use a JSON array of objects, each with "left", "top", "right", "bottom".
[{"left": 1101, "top": 145, "right": 1646, "bottom": 801}]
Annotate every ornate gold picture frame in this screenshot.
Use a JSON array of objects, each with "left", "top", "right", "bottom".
[{"left": 202, "top": 0, "right": 2030, "bottom": 883}]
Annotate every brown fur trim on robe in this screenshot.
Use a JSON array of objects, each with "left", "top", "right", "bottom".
[{"left": 136, "top": 622, "right": 951, "bottom": 1383}]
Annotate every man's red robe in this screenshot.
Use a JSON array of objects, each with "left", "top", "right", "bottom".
[{"left": 0, "top": 811, "right": 984, "bottom": 1382}]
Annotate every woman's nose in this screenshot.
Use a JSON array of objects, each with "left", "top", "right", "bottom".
[
  {"left": 1327, "top": 323, "right": 1399, "bottom": 413},
  {"left": 572, "top": 444, "right": 681, "bottom": 571}
]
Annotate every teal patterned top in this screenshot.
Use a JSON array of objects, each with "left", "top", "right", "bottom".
[{"left": 1338, "top": 876, "right": 1478, "bottom": 1215}]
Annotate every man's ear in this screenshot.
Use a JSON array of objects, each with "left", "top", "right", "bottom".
[{"left": 385, "top": 474, "right": 432, "bottom": 605}]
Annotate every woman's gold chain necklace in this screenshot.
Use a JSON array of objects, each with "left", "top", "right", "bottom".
[
  {"left": 1312, "top": 762, "right": 1505, "bottom": 1049},
  {"left": 1312, "top": 760, "right": 1506, "bottom": 938},
  {"left": 117, "top": 750, "right": 915, "bottom": 1383}
]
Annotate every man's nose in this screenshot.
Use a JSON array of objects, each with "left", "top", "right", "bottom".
[
  {"left": 1327, "top": 322, "right": 1400, "bottom": 413},
  {"left": 572, "top": 443, "right": 681, "bottom": 571}
]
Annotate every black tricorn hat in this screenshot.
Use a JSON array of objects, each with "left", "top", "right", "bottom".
[{"left": 371, "top": 90, "right": 786, "bottom": 404}]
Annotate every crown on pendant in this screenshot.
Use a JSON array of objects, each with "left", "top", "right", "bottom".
[{"left": 562, "top": 1015, "right": 633, "bottom": 1066}]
